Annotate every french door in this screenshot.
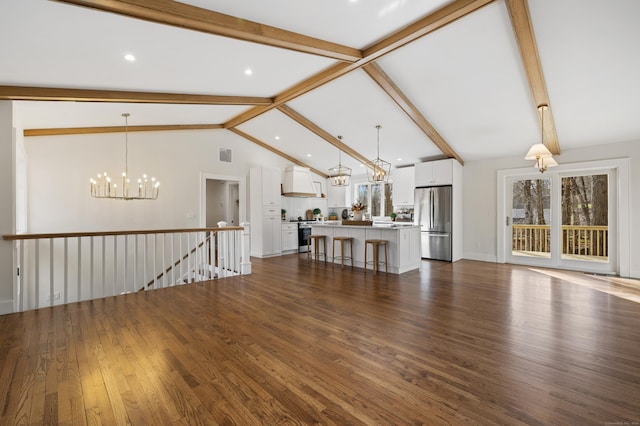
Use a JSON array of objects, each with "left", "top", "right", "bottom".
[{"left": 503, "top": 168, "right": 617, "bottom": 274}]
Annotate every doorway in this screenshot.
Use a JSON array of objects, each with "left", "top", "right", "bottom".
[
  {"left": 200, "top": 173, "right": 246, "bottom": 228},
  {"left": 498, "top": 159, "right": 630, "bottom": 276}
]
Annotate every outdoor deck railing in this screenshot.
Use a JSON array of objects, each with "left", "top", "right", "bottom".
[
  {"left": 512, "top": 224, "right": 608, "bottom": 257},
  {"left": 3, "top": 227, "right": 250, "bottom": 312}
]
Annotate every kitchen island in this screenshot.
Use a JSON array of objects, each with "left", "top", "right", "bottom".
[{"left": 310, "top": 223, "right": 421, "bottom": 274}]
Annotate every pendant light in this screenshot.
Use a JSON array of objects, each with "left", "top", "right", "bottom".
[
  {"left": 366, "top": 125, "right": 391, "bottom": 183},
  {"left": 90, "top": 113, "right": 160, "bottom": 200},
  {"left": 329, "top": 135, "right": 352, "bottom": 187},
  {"left": 524, "top": 105, "right": 557, "bottom": 173}
]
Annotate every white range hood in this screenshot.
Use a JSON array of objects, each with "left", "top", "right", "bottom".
[{"left": 282, "top": 166, "right": 316, "bottom": 197}]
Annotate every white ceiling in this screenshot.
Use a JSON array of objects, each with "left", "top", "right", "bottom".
[{"left": 2, "top": 0, "right": 639, "bottom": 175}]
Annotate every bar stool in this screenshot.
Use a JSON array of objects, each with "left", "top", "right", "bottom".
[
  {"left": 332, "top": 236, "right": 354, "bottom": 268},
  {"left": 308, "top": 234, "right": 327, "bottom": 262},
  {"left": 364, "top": 239, "right": 388, "bottom": 273}
]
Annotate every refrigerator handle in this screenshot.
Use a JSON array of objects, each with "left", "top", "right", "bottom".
[{"left": 430, "top": 190, "right": 434, "bottom": 228}]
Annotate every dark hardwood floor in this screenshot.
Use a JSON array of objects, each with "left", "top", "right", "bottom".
[{"left": 1, "top": 255, "right": 639, "bottom": 425}]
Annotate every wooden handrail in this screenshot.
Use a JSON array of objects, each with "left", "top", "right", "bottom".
[{"left": 2, "top": 226, "right": 244, "bottom": 241}]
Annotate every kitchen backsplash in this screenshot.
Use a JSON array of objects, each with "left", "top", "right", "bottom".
[{"left": 280, "top": 196, "right": 329, "bottom": 221}]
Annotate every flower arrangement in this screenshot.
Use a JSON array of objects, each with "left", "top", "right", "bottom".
[{"left": 351, "top": 202, "right": 366, "bottom": 212}]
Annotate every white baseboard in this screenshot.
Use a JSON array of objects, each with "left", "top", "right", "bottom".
[
  {"left": 0, "top": 299, "right": 14, "bottom": 316},
  {"left": 463, "top": 252, "right": 498, "bottom": 263},
  {"left": 628, "top": 269, "right": 640, "bottom": 280}
]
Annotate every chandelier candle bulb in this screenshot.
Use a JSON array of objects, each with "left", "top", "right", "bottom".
[{"left": 89, "top": 113, "right": 160, "bottom": 200}]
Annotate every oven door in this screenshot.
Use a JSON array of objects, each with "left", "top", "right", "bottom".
[{"left": 298, "top": 225, "right": 311, "bottom": 252}]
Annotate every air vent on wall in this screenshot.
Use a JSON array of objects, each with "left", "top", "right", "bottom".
[{"left": 219, "top": 148, "right": 232, "bottom": 163}]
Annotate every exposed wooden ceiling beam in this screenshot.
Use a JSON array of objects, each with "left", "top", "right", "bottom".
[
  {"left": 24, "top": 123, "right": 223, "bottom": 137},
  {"left": 228, "top": 128, "right": 328, "bottom": 178},
  {"left": 224, "top": 62, "right": 355, "bottom": 129},
  {"left": 276, "top": 105, "right": 371, "bottom": 167},
  {"left": 224, "top": 0, "right": 493, "bottom": 141},
  {"left": 52, "top": 0, "right": 362, "bottom": 62},
  {"left": 0, "top": 85, "right": 271, "bottom": 105},
  {"left": 363, "top": 63, "right": 464, "bottom": 165},
  {"left": 505, "top": 0, "right": 560, "bottom": 155}
]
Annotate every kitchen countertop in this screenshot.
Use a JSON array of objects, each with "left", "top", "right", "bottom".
[{"left": 311, "top": 222, "right": 418, "bottom": 229}]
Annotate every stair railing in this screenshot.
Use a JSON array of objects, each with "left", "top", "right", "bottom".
[{"left": 3, "top": 227, "right": 247, "bottom": 312}]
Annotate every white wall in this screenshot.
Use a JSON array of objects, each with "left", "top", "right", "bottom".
[
  {"left": 0, "top": 102, "right": 16, "bottom": 314},
  {"left": 463, "top": 139, "right": 640, "bottom": 278},
  {"left": 24, "top": 128, "right": 294, "bottom": 233}
]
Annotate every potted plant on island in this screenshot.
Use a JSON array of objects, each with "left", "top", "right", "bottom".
[
  {"left": 390, "top": 212, "right": 397, "bottom": 222},
  {"left": 312, "top": 208, "right": 322, "bottom": 220},
  {"left": 351, "top": 202, "right": 366, "bottom": 221}
]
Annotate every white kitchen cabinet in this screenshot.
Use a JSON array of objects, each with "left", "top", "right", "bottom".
[
  {"left": 261, "top": 167, "right": 281, "bottom": 206},
  {"left": 263, "top": 215, "right": 282, "bottom": 256},
  {"left": 392, "top": 166, "right": 415, "bottom": 206},
  {"left": 250, "top": 167, "right": 282, "bottom": 257},
  {"left": 281, "top": 223, "right": 298, "bottom": 252},
  {"left": 415, "top": 159, "right": 454, "bottom": 186}
]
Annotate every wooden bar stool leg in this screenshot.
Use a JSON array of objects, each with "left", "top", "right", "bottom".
[
  {"left": 384, "top": 243, "right": 388, "bottom": 273},
  {"left": 323, "top": 237, "right": 327, "bottom": 262},
  {"left": 331, "top": 240, "right": 336, "bottom": 263},
  {"left": 364, "top": 242, "right": 368, "bottom": 272},
  {"left": 349, "top": 240, "right": 354, "bottom": 267},
  {"left": 373, "top": 244, "right": 379, "bottom": 274}
]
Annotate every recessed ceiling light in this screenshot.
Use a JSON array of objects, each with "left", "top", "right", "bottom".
[
  {"left": 275, "top": 136, "right": 280, "bottom": 140},
  {"left": 244, "top": 68, "right": 253, "bottom": 76},
  {"left": 307, "top": 154, "right": 312, "bottom": 157},
  {"left": 124, "top": 54, "right": 136, "bottom": 62},
  {"left": 397, "top": 158, "right": 402, "bottom": 161}
]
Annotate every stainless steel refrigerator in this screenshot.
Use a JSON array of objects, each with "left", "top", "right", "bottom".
[{"left": 414, "top": 185, "right": 452, "bottom": 261}]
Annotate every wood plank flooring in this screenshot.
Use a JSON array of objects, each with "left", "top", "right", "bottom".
[{"left": 1, "top": 255, "right": 639, "bottom": 425}]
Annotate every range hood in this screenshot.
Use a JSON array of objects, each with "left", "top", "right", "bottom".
[{"left": 282, "top": 166, "right": 317, "bottom": 197}]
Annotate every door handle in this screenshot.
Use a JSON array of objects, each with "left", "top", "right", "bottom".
[{"left": 506, "top": 216, "right": 510, "bottom": 226}]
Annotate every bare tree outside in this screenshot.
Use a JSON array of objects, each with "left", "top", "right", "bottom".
[{"left": 511, "top": 174, "right": 609, "bottom": 260}]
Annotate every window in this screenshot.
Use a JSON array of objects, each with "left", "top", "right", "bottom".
[{"left": 355, "top": 181, "right": 393, "bottom": 218}]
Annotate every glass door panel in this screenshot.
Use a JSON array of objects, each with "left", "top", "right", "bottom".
[
  {"left": 510, "top": 177, "right": 552, "bottom": 259},
  {"left": 560, "top": 174, "right": 610, "bottom": 264}
]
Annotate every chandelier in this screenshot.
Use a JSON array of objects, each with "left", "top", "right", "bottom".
[
  {"left": 90, "top": 113, "right": 160, "bottom": 200},
  {"left": 524, "top": 105, "right": 557, "bottom": 173},
  {"left": 329, "top": 135, "right": 352, "bottom": 187},
  {"left": 366, "top": 125, "right": 391, "bottom": 183}
]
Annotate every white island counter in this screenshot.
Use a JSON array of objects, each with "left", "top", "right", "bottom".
[{"left": 310, "top": 223, "right": 421, "bottom": 274}]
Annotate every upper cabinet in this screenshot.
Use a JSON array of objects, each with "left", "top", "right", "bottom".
[
  {"left": 258, "top": 167, "right": 281, "bottom": 206},
  {"left": 415, "top": 159, "right": 455, "bottom": 186},
  {"left": 392, "top": 166, "right": 415, "bottom": 206}
]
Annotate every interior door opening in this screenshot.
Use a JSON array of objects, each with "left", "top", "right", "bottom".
[{"left": 205, "top": 179, "right": 240, "bottom": 227}]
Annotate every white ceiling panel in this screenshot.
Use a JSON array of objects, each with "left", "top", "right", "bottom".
[
  {"left": 377, "top": 1, "right": 538, "bottom": 161},
  {"left": 2, "top": 0, "right": 639, "bottom": 173},
  {"left": 288, "top": 69, "right": 442, "bottom": 168},
  {"left": 13, "top": 102, "right": 250, "bottom": 129},
  {"left": 236, "top": 109, "right": 350, "bottom": 174},
  {"left": 529, "top": 0, "right": 640, "bottom": 150},
  {"left": 181, "top": 0, "right": 451, "bottom": 49},
  {"left": 0, "top": 0, "right": 333, "bottom": 97}
]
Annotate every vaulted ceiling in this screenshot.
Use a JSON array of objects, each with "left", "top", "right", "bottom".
[{"left": 1, "top": 0, "right": 639, "bottom": 177}]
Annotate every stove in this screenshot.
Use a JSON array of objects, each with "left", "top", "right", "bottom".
[{"left": 291, "top": 220, "right": 315, "bottom": 252}]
